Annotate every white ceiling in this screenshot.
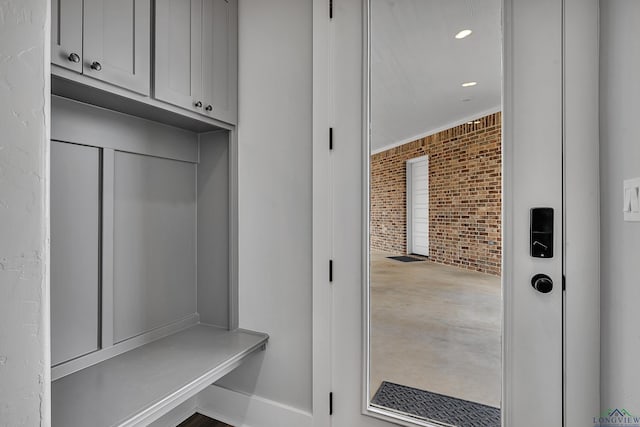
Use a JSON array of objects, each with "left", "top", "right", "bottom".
[{"left": 371, "top": 0, "right": 502, "bottom": 152}]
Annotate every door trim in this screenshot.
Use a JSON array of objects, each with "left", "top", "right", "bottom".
[
  {"left": 406, "top": 156, "right": 429, "bottom": 257},
  {"left": 563, "top": 0, "right": 600, "bottom": 423},
  {"left": 311, "top": 0, "right": 332, "bottom": 425}
]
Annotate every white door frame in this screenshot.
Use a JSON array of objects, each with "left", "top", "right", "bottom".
[
  {"left": 562, "top": 0, "right": 600, "bottom": 423},
  {"left": 311, "top": 0, "right": 332, "bottom": 425},
  {"left": 406, "top": 156, "right": 429, "bottom": 257},
  {"left": 311, "top": 1, "right": 599, "bottom": 426}
]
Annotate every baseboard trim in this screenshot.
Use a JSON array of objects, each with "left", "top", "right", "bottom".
[{"left": 196, "top": 385, "right": 312, "bottom": 427}]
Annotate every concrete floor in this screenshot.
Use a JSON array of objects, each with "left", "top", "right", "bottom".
[{"left": 370, "top": 251, "right": 502, "bottom": 408}]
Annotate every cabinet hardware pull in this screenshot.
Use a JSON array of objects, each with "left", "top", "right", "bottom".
[
  {"left": 205, "top": 105, "right": 213, "bottom": 112},
  {"left": 68, "top": 53, "right": 81, "bottom": 63},
  {"left": 194, "top": 101, "right": 203, "bottom": 108},
  {"left": 90, "top": 61, "right": 102, "bottom": 71}
]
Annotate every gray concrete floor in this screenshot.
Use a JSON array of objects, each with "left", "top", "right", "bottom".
[{"left": 370, "top": 251, "right": 502, "bottom": 408}]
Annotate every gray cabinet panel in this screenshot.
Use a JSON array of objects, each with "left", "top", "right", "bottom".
[
  {"left": 113, "top": 152, "right": 197, "bottom": 343},
  {"left": 201, "top": 0, "right": 238, "bottom": 124},
  {"left": 197, "top": 133, "right": 229, "bottom": 328},
  {"left": 155, "top": 0, "right": 202, "bottom": 111},
  {"left": 155, "top": 0, "right": 237, "bottom": 124},
  {"left": 51, "top": 0, "right": 83, "bottom": 73},
  {"left": 51, "top": 141, "right": 101, "bottom": 366},
  {"left": 83, "top": 0, "right": 151, "bottom": 95},
  {"left": 51, "top": 96, "right": 199, "bottom": 163}
]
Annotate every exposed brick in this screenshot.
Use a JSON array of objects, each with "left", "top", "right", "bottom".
[{"left": 370, "top": 112, "right": 502, "bottom": 276}]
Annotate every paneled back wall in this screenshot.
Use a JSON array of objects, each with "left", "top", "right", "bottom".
[
  {"left": 370, "top": 112, "right": 502, "bottom": 275},
  {"left": 51, "top": 96, "right": 201, "bottom": 369},
  {"left": 50, "top": 96, "right": 231, "bottom": 377}
]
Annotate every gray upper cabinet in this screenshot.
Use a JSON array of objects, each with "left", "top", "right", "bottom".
[
  {"left": 52, "top": 0, "right": 237, "bottom": 125},
  {"left": 51, "top": 0, "right": 83, "bottom": 73},
  {"left": 83, "top": 0, "right": 151, "bottom": 95},
  {"left": 155, "top": 0, "right": 237, "bottom": 124},
  {"left": 51, "top": 0, "right": 151, "bottom": 95},
  {"left": 200, "top": 0, "right": 238, "bottom": 124},
  {"left": 154, "top": 0, "right": 203, "bottom": 113}
]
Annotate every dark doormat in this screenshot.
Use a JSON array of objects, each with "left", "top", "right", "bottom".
[
  {"left": 371, "top": 381, "right": 501, "bottom": 427},
  {"left": 387, "top": 255, "right": 425, "bottom": 262}
]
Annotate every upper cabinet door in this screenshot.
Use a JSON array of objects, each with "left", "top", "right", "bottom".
[
  {"left": 51, "top": 0, "right": 83, "bottom": 72},
  {"left": 83, "top": 0, "right": 151, "bottom": 95},
  {"left": 155, "top": 0, "right": 203, "bottom": 112},
  {"left": 201, "top": 0, "right": 238, "bottom": 124}
]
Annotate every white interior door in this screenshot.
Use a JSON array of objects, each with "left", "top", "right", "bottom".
[
  {"left": 327, "top": 0, "right": 563, "bottom": 426},
  {"left": 407, "top": 157, "right": 429, "bottom": 257}
]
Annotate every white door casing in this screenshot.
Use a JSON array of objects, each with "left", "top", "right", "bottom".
[
  {"left": 323, "top": 0, "right": 566, "bottom": 426},
  {"left": 407, "top": 156, "right": 429, "bottom": 257},
  {"left": 563, "top": 0, "right": 600, "bottom": 424}
]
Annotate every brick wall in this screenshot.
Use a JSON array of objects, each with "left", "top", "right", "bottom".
[{"left": 370, "top": 112, "right": 501, "bottom": 275}]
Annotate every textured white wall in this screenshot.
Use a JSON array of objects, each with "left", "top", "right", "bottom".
[
  {"left": 0, "top": 0, "right": 50, "bottom": 426},
  {"left": 215, "top": 0, "right": 313, "bottom": 414},
  {"left": 600, "top": 0, "right": 640, "bottom": 415}
]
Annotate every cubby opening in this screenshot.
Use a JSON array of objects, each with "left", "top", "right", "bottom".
[{"left": 50, "top": 96, "right": 267, "bottom": 427}]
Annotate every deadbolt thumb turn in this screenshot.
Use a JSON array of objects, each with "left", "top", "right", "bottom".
[{"left": 531, "top": 274, "right": 553, "bottom": 293}]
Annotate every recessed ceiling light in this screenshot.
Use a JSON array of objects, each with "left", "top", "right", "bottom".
[
  {"left": 462, "top": 81, "right": 477, "bottom": 87},
  {"left": 474, "top": 120, "right": 481, "bottom": 124},
  {"left": 455, "top": 29, "right": 473, "bottom": 39}
]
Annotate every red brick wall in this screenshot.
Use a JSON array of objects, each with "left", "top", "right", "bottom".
[{"left": 370, "top": 112, "right": 501, "bottom": 275}]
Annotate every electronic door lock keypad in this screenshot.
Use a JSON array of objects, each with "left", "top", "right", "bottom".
[{"left": 530, "top": 207, "right": 554, "bottom": 258}]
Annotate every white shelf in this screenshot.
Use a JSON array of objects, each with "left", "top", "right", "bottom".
[{"left": 52, "top": 325, "right": 268, "bottom": 427}]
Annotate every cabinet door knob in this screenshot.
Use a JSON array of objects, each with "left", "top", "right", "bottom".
[
  {"left": 205, "top": 105, "right": 213, "bottom": 112},
  {"left": 68, "top": 53, "right": 81, "bottom": 63},
  {"left": 90, "top": 61, "right": 102, "bottom": 71},
  {"left": 194, "top": 101, "right": 203, "bottom": 108}
]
